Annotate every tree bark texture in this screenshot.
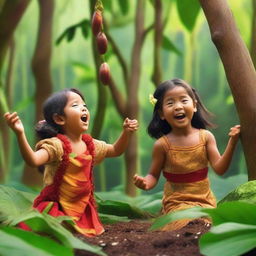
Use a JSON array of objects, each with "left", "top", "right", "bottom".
[
  {"left": 0, "top": 0, "right": 30, "bottom": 182},
  {"left": 124, "top": 0, "right": 146, "bottom": 196},
  {"left": 22, "top": 0, "right": 54, "bottom": 186},
  {"left": 152, "top": 0, "right": 163, "bottom": 87},
  {"left": 199, "top": 0, "right": 256, "bottom": 180}
]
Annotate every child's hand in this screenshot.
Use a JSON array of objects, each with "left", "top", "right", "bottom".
[
  {"left": 123, "top": 118, "right": 139, "bottom": 132},
  {"left": 133, "top": 174, "right": 147, "bottom": 190},
  {"left": 228, "top": 124, "right": 240, "bottom": 141},
  {"left": 4, "top": 112, "right": 24, "bottom": 135}
]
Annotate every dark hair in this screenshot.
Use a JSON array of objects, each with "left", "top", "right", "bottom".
[
  {"left": 147, "top": 78, "right": 214, "bottom": 139},
  {"left": 35, "top": 88, "right": 85, "bottom": 139}
]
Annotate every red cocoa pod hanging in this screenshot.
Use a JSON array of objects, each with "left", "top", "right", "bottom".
[
  {"left": 99, "top": 62, "right": 110, "bottom": 85},
  {"left": 92, "top": 11, "right": 102, "bottom": 36},
  {"left": 96, "top": 32, "right": 108, "bottom": 54}
]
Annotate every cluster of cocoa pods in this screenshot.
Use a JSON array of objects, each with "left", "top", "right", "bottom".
[{"left": 92, "top": 9, "right": 110, "bottom": 85}]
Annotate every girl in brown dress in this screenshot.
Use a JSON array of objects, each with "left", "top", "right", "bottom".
[{"left": 134, "top": 78, "right": 240, "bottom": 230}]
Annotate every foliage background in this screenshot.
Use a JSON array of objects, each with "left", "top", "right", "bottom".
[{"left": 1, "top": 0, "right": 251, "bottom": 200}]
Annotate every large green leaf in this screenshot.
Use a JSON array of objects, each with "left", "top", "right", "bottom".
[
  {"left": 150, "top": 207, "right": 207, "bottom": 230},
  {"left": 162, "top": 35, "right": 182, "bottom": 55},
  {"left": 204, "top": 202, "right": 256, "bottom": 226},
  {"left": 219, "top": 180, "right": 256, "bottom": 205},
  {"left": 98, "top": 199, "right": 150, "bottom": 219},
  {"left": 10, "top": 211, "right": 106, "bottom": 256},
  {"left": 0, "top": 227, "right": 73, "bottom": 256},
  {"left": 0, "top": 185, "right": 36, "bottom": 224},
  {"left": 99, "top": 213, "right": 130, "bottom": 224},
  {"left": 200, "top": 223, "right": 256, "bottom": 256},
  {"left": 176, "top": 0, "right": 200, "bottom": 31}
]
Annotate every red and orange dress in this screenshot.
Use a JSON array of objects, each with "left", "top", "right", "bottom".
[
  {"left": 32, "top": 134, "right": 108, "bottom": 237},
  {"left": 159, "top": 129, "right": 216, "bottom": 231}
]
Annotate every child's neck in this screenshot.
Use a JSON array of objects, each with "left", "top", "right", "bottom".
[
  {"left": 171, "top": 126, "right": 197, "bottom": 136},
  {"left": 63, "top": 132, "right": 87, "bottom": 155}
]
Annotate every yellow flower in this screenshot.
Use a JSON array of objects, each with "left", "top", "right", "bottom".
[{"left": 149, "top": 94, "right": 157, "bottom": 106}]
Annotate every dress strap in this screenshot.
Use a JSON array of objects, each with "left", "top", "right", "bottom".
[
  {"left": 199, "top": 129, "right": 207, "bottom": 144},
  {"left": 160, "top": 136, "right": 172, "bottom": 152}
]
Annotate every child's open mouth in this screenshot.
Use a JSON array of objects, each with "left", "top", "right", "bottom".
[
  {"left": 174, "top": 113, "right": 185, "bottom": 120},
  {"left": 81, "top": 115, "right": 88, "bottom": 122}
]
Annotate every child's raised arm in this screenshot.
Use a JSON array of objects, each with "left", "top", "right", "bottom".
[
  {"left": 133, "top": 139, "right": 165, "bottom": 190},
  {"left": 4, "top": 112, "right": 49, "bottom": 167},
  {"left": 105, "top": 117, "right": 139, "bottom": 157},
  {"left": 206, "top": 125, "right": 240, "bottom": 175}
]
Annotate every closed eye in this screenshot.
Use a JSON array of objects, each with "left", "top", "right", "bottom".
[{"left": 167, "top": 101, "right": 173, "bottom": 106}]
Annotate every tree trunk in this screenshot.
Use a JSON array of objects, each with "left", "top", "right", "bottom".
[
  {"left": 89, "top": 0, "right": 108, "bottom": 139},
  {"left": 125, "top": 0, "right": 145, "bottom": 196},
  {"left": 152, "top": 0, "right": 163, "bottom": 87},
  {"left": 22, "top": 0, "right": 54, "bottom": 186},
  {"left": 0, "top": 0, "right": 30, "bottom": 182},
  {"left": 199, "top": 0, "right": 256, "bottom": 180}
]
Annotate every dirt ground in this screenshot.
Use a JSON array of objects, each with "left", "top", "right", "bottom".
[
  {"left": 75, "top": 219, "right": 211, "bottom": 256},
  {"left": 75, "top": 220, "right": 256, "bottom": 256}
]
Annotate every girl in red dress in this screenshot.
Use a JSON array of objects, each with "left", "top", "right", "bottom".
[{"left": 4, "top": 88, "right": 138, "bottom": 236}]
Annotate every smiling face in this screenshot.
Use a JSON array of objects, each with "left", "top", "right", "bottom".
[
  {"left": 160, "top": 86, "right": 197, "bottom": 131},
  {"left": 58, "top": 91, "right": 90, "bottom": 135}
]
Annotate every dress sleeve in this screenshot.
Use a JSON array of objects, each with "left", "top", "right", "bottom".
[
  {"left": 93, "top": 139, "right": 108, "bottom": 165},
  {"left": 35, "top": 137, "right": 63, "bottom": 163}
]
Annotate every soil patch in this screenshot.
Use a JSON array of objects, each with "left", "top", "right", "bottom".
[{"left": 75, "top": 219, "right": 210, "bottom": 256}]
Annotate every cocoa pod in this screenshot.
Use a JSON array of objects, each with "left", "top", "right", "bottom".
[
  {"left": 99, "top": 62, "right": 110, "bottom": 85},
  {"left": 92, "top": 11, "right": 102, "bottom": 36},
  {"left": 96, "top": 32, "right": 108, "bottom": 54}
]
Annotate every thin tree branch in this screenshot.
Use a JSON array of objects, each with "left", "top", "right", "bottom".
[
  {"left": 107, "top": 76, "right": 127, "bottom": 118},
  {"left": 104, "top": 22, "right": 129, "bottom": 86},
  {"left": 151, "top": 0, "right": 163, "bottom": 87}
]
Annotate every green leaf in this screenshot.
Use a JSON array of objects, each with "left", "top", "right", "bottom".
[
  {"left": 80, "top": 19, "right": 90, "bottom": 39},
  {"left": 162, "top": 35, "right": 182, "bottom": 55},
  {"left": 200, "top": 223, "right": 256, "bottom": 256},
  {"left": 97, "top": 199, "right": 150, "bottom": 219},
  {"left": 56, "top": 19, "right": 90, "bottom": 45},
  {"left": 11, "top": 212, "right": 105, "bottom": 256},
  {"left": 219, "top": 180, "right": 256, "bottom": 205},
  {"left": 176, "top": 0, "right": 200, "bottom": 31},
  {"left": 67, "top": 27, "right": 76, "bottom": 42},
  {"left": 204, "top": 201, "right": 256, "bottom": 226},
  {"left": 0, "top": 185, "right": 36, "bottom": 225},
  {"left": 117, "top": 0, "right": 129, "bottom": 15},
  {"left": 0, "top": 227, "right": 73, "bottom": 256},
  {"left": 99, "top": 213, "right": 130, "bottom": 224},
  {"left": 150, "top": 207, "right": 207, "bottom": 230}
]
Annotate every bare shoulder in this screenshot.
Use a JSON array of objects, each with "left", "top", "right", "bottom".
[
  {"left": 204, "top": 130, "right": 216, "bottom": 144},
  {"left": 153, "top": 137, "right": 165, "bottom": 153}
]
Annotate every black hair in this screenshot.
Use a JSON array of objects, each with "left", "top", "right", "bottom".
[
  {"left": 147, "top": 78, "right": 215, "bottom": 139},
  {"left": 35, "top": 88, "right": 85, "bottom": 139}
]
